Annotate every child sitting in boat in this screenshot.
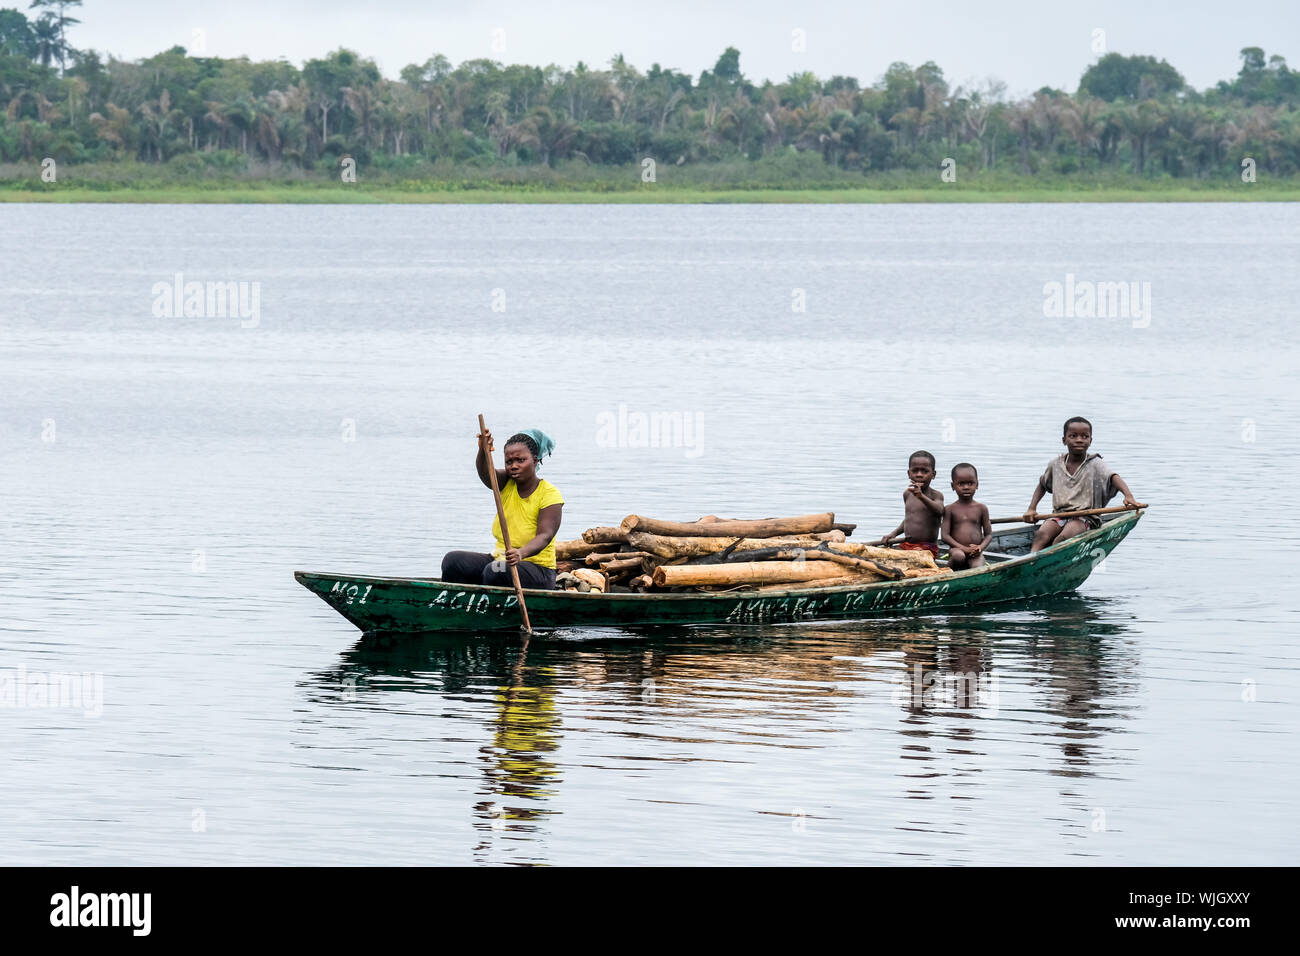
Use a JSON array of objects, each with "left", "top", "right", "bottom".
[
  {"left": 943, "top": 463, "right": 992, "bottom": 570},
  {"left": 1024, "top": 417, "right": 1144, "bottom": 553},
  {"left": 880, "top": 450, "right": 944, "bottom": 557}
]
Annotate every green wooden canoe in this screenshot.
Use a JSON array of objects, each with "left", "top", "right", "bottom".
[{"left": 295, "top": 511, "right": 1142, "bottom": 635}]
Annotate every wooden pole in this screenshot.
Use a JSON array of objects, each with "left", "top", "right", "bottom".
[
  {"left": 478, "top": 414, "right": 532, "bottom": 635},
  {"left": 823, "top": 541, "right": 938, "bottom": 569},
  {"left": 580, "top": 526, "right": 629, "bottom": 544},
  {"left": 621, "top": 512, "right": 835, "bottom": 538},
  {"left": 653, "top": 560, "right": 881, "bottom": 588},
  {"left": 556, "top": 538, "right": 619, "bottom": 561},
  {"left": 627, "top": 530, "right": 844, "bottom": 560},
  {"left": 992, "top": 504, "right": 1148, "bottom": 525}
]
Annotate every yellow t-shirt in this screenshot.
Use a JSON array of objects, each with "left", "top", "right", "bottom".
[{"left": 491, "top": 478, "right": 565, "bottom": 569}]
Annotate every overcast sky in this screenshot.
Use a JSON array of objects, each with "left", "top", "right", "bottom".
[{"left": 64, "top": 0, "right": 1295, "bottom": 96}]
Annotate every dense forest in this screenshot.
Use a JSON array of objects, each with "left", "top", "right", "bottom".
[{"left": 1, "top": 2, "right": 1297, "bottom": 182}]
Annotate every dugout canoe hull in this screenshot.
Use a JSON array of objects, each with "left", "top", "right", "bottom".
[{"left": 294, "top": 511, "right": 1142, "bottom": 635}]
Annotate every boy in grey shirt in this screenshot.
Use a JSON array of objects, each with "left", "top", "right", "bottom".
[{"left": 1024, "top": 417, "right": 1144, "bottom": 552}]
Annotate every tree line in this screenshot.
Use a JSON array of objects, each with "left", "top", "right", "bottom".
[{"left": 1, "top": 3, "right": 1297, "bottom": 180}]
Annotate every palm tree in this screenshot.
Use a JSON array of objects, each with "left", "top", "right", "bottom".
[
  {"left": 375, "top": 81, "right": 420, "bottom": 155},
  {"left": 88, "top": 102, "right": 135, "bottom": 156},
  {"left": 27, "top": 0, "right": 79, "bottom": 74},
  {"left": 223, "top": 97, "right": 254, "bottom": 154},
  {"left": 267, "top": 85, "right": 310, "bottom": 163},
  {"left": 202, "top": 100, "right": 230, "bottom": 149},
  {"left": 526, "top": 106, "right": 577, "bottom": 165},
  {"left": 1008, "top": 101, "right": 1036, "bottom": 172},
  {"left": 494, "top": 116, "right": 539, "bottom": 159},
  {"left": 1192, "top": 107, "right": 1230, "bottom": 174},
  {"left": 657, "top": 88, "right": 684, "bottom": 134},
  {"left": 484, "top": 89, "right": 515, "bottom": 157},
  {"left": 60, "top": 75, "right": 86, "bottom": 124},
  {"left": 1063, "top": 97, "right": 1104, "bottom": 165},
  {"left": 715, "top": 88, "right": 764, "bottom": 155},
  {"left": 341, "top": 84, "right": 378, "bottom": 146},
  {"left": 887, "top": 105, "right": 921, "bottom": 150},
  {"left": 136, "top": 89, "right": 181, "bottom": 161},
  {"left": 1031, "top": 92, "right": 1064, "bottom": 156},
  {"left": 252, "top": 98, "right": 280, "bottom": 160},
  {"left": 608, "top": 53, "right": 641, "bottom": 125},
  {"left": 560, "top": 61, "right": 612, "bottom": 123},
  {"left": 954, "top": 80, "right": 1004, "bottom": 168},
  {"left": 913, "top": 63, "right": 948, "bottom": 144},
  {"left": 1117, "top": 100, "right": 1166, "bottom": 174},
  {"left": 31, "top": 13, "right": 60, "bottom": 68}
]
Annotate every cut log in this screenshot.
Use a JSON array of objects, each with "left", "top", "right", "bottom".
[
  {"left": 802, "top": 548, "right": 904, "bottom": 579},
  {"left": 621, "top": 512, "right": 835, "bottom": 538},
  {"left": 585, "top": 550, "right": 650, "bottom": 567},
  {"left": 826, "top": 541, "right": 937, "bottom": 569},
  {"left": 755, "top": 574, "right": 870, "bottom": 592},
  {"left": 556, "top": 538, "right": 620, "bottom": 560},
  {"left": 629, "top": 574, "right": 654, "bottom": 590},
  {"left": 705, "top": 546, "right": 904, "bottom": 580},
  {"left": 753, "top": 565, "right": 951, "bottom": 590},
  {"left": 581, "top": 526, "right": 629, "bottom": 545},
  {"left": 644, "top": 554, "right": 683, "bottom": 573},
  {"left": 599, "top": 556, "right": 645, "bottom": 574},
  {"left": 831, "top": 522, "right": 857, "bottom": 535},
  {"left": 904, "top": 566, "right": 952, "bottom": 577},
  {"left": 571, "top": 568, "right": 606, "bottom": 592},
  {"left": 652, "top": 560, "right": 878, "bottom": 588},
  {"left": 628, "top": 530, "right": 845, "bottom": 560}
]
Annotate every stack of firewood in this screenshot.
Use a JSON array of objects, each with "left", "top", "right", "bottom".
[{"left": 553, "top": 512, "right": 950, "bottom": 593}]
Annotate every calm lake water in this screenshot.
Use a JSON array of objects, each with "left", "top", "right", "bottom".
[{"left": 1, "top": 201, "right": 1296, "bottom": 865}]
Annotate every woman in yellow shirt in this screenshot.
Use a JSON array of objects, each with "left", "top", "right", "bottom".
[{"left": 441, "top": 428, "right": 564, "bottom": 589}]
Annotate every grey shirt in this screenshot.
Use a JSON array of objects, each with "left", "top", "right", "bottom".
[{"left": 1041, "top": 454, "right": 1117, "bottom": 513}]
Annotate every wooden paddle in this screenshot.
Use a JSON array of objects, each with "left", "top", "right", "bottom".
[
  {"left": 478, "top": 414, "right": 532, "bottom": 635},
  {"left": 992, "top": 503, "right": 1148, "bottom": 525}
]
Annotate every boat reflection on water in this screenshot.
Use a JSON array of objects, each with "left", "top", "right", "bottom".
[
  {"left": 307, "top": 636, "right": 566, "bottom": 863},
  {"left": 472, "top": 655, "right": 562, "bottom": 849},
  {"left": 804, "top": 593, "right": 1141, "bottom": 802},
  {"left": 305, "top": 592, "right": 1137, "bottom": 861}
]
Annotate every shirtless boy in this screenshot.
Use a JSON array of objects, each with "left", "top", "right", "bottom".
[
  {"left": 943, "top": 463, "right": 992, "bottom": 571},
  {"left": 881, "top": 451, "right": 944, "bottom": 556},
  {"left": 1024, "top": 417, "right": 1145, "bottom": 552}
]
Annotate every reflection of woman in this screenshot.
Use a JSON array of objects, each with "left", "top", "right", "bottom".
[{"left": 441, "top": 429, "right": 564, "bottom": 589}]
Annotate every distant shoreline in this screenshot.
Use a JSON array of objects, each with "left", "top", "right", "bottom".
[{"left": 3, "top": 185, "right": 1296, "bottom": 204}]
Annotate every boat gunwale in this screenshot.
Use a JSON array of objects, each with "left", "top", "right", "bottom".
[{"left": 293, "top": 511, "right": 1141, "bottom": 602}]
